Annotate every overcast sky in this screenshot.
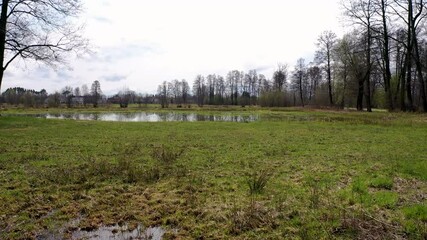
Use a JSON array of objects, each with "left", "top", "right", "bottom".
[{"left": 3, "top": 0, "right": 345, "bottom": 95}]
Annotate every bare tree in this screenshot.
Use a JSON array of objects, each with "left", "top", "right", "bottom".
[
  {"left": 157, "top": 81, "right": 169, "bottom": 108},
  {"left": 0, "top": 0, "right": 88, "bottom": 90},
  {"left": 90, "top": 80, "right": 102, "bottom": 108},
  {"left": 47, "top": 91, "right": 61, "bottom": 107},
  {"left": 193, "top": 75, "right": 206, "bottom": 107},
  {"left": 343, "top": 0, "right": 377, "bottom": 111},
  {"left": 215, "top": 75, "right": 225, "bottom": 104},
  {"left": 118, "top": 87, "right": 134, "bottom": 108},
  {"left": 292, "top": 58, "right": 307, "bottom": 107},
  {"left": 391, "top": 0, "right": 427, "bottom": 111},
  {"left": 392, "top": 29, "right": 407, "bottom": 109},
  {"left": 376, "top": 0, "right": 394, "bottom": 110},
  {"left": 333, "top": 35, "right": 353, "bottom": 108},
  {"left": 226, "top": 70, "right": 241, "bottom": 105},
  {"left": 316, "top": 31, "right": 337, "bottom": 106},
  {"left": 307, "top": 65, "right": 322, "bottom": 102},
  {"left": 62, "top": 85, "right": 73, "bottom": 108},
  {"left": 81, "top": 84, "right": 89, "bottom": 106},
  {"left": 273, "top": 64, "right": 288, "bottom": 92},
  {"left": 258, "top": 74, "right": 267, "bottom": 97},
  {"left": 81, "top": 84, "right": 89, "bottom": 96},
  {"left": 206, "top": 74, "right": 216, "bottom": 105},
  {"left": 181, "top": 79, "right": 190, "bottom": 104},
  {"left": 74, "top": 87, "right": 80, "bottom": 97},
  {"left": 247, "top": 69, "right": 259, "bottom": 104},
  {"left": 169, "top": 79, "right": 182, "bottom": 104}
]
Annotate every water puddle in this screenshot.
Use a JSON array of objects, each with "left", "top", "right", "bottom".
[
  {"left": 36, "top": 217, "right": 169, "bottom": 240},
  {"left": 71, "top": 224, "right": 165, "bottom": 240}
]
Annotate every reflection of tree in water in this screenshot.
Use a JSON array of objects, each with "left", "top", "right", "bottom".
[
  {"left": 17, "top": 112, "right": 259, "bottom": 122},
  {"left": 73, "top": 113, "right": 80, "bottom": 120},
  {"left": 181, "top": 114, "right": 188, "bottom": 122},
  {"left": 91, "top": 114, "right": 99, "bottom": 121},
  {"left": 196, "top": 115, "right": 206, "bottom": 121},
  {"left": 159, "top": 113, "right": 168, "bottom": 122},
  {"left": 123, "top": 113, "right": 138, "bottom": 121}
]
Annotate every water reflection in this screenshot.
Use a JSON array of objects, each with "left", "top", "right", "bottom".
[
  {"left": 71, "top": 224, "right": 165, "bottom": 240},
  {"left": 16, "top": 112, "right": 259, "bottom": 122}
]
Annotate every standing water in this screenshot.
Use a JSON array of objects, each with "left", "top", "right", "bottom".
[{"left": 5, "top": 112, "right": 259, "bottom": 122}]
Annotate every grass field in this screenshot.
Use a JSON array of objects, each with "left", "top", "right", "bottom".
[{"left": 0, "top": 108, "right": 426, "bottom": 239}]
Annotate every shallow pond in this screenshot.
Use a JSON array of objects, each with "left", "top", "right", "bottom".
[{"left": 5, "top": 112, "right": 259, "bottom": 122}]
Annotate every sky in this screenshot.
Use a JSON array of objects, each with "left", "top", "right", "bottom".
[{"left": 3, "top": 0, "right": 345, "bottom": 95}]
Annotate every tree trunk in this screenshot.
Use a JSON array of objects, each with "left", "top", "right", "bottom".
[
  {"left": 405, "top": 0, "right": 414, "bottom": 111},
  {"left": 357, "top": 77, "right": 364, "bottom": 111},
  {"left": 395, "top": 44, "right": 405, "bottom": 110},
  {"left": 400, "top": 68, "right": 406, "bottom": 111},
  {"left": 412, "top": 26, "right": 427, "bottom": 112},
  {"left": 365, "top": 18, "right": 372, "bottom": 112},
  {"left": 381, "top": 0, "right": 393, "bottom": 111},
  {"left": 341, "top": 66, "right": 347, "bottom": 109},
  {"left": 365, "top": 74, "right": 372, "bottom": 112},
  {"left": 327, "top": 52, "right": 333, "bottom": 106},
  {"left": 299, "top": 75, "right": 304, "bottom": 107},
  {"left": 0, "top": 0, "right": 9, "bottom": 90},
  {"left": 406, "top": 57, "right": 414, "bottom": 111}
]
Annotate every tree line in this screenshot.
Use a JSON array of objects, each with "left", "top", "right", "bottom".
[
  {"left": 1, "top": 80, "right": 104, "bottom": 108},
  {"left": 1, "top": 0, "right": 427, "bottom": 112},
  {"left": 336, "top": 0, "right": 427, "bottom": 112},
  {"left": 0, "top": 80, "right": 160, "bottom": 108},
  {"left": 157, "top": 0, "right": 427, "bottom": 112}
]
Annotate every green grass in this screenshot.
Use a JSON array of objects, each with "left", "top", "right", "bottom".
[
  {"left": 0, "top": 109, "right": 426, "bottom": 239},
  {"left": 369, "top": 175, "right": 394, "bottom": 190}
]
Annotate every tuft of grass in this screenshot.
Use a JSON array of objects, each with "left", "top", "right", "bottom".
[
  {"left": 337, "top": 210, "right": 398, "bottom": 239},
  {"left": 142, "top": 166, "right": 161, "bottom": 183},
  {"left": 399, "top": 161, "right": 427, "bottom": 181},
  {"left": 246, "top": 168, "right": 272, "bottom": 195},
  {"left": 403, "top": 204, "right": 427, "bottom": 222},
  {"left": 305, "top": 176, "right": 322, "bottom": 209},
  {"left": 151, "top": 144, "right": 183, "bottom": 165},
  {"left": 372, "top": 191, "right": 398, "bottom": 209},
  {"left": 117, "top": 156, "right": 134, "bottom": 173},
  {"left": 18, "top": 152, "right": 49, "bottom": 163},
  {"left": 351, "top": 178, "right": 368, "bottom": 204},
  {"left": 230, "top": 201, "right": 277, "bottom": 235},
  {"left": 369, "top": 176, "right": 393, "bottom": 190},
  {"left": 402, "top": 204, "right": 427, "bottom": 238}
]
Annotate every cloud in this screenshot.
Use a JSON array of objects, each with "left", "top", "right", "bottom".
[
  {"left": 56, "top": 70, "right": 73, "bottom": 81},
  {"left": 255, "top": 65, "right": 274, "bottom": 74},
  {"left": 92, "top": 16, "right": 112, "bottom": 24},
  {"left": 5, "top": 0, "right": 344, "bottom": 94},
  {"left": 36, "top": 67, "right": 52, "bottom": 79},
  {"left": 91, "top": 43, "right": 158, "bottom": 63},
  {"left": 3, "top": 71, "right": 14, "bottom": 78},
  {"left": 240, "top": 63, "right": 272, "bottom": 73},
  {"left": 102, "top": 74, "right": 127, "bottom": 82}
]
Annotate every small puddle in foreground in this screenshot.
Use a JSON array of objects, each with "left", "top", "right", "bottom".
[
  {"left": 36, "top": 219, "right": 168, "bottom": 240},
  {"left": 71, "top": 224, "right": 165, "bottom": 240}
]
